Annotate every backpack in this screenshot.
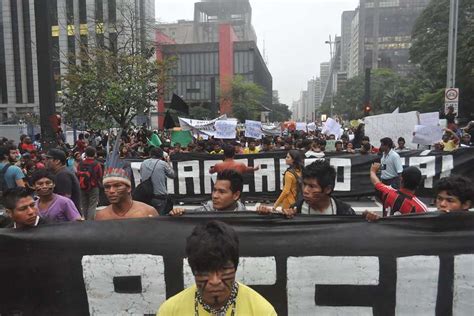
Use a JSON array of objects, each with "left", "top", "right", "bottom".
[
  {"left": 0, "top": 164, "right": 11, "bottom": 202},
  {"left": 287, "top": 168, "right": 304, "bottom": 203},
  {"left": 76, "top": 161, "right": 98, "bottom": 191}
]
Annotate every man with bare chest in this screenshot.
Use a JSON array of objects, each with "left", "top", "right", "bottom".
[{"left": 95, "top": 166, "right": 158, "bottom": 220}]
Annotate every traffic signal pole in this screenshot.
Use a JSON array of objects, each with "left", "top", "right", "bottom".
[{"left": 35, "top": 0, "right": 57, "bottom": 149}]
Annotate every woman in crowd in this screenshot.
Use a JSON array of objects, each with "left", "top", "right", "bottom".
[{"left": 273, "top": 150, "right": 304, "bottom": 210}]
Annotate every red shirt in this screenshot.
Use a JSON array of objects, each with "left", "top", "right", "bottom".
[
  {"left": 77, "top": 158, "right": 103, "bottom": 188},
  {"left": 375, "top": 182, "right": 428, "bottom": 217},
  {"left": 211, "top": 160, "right": 254, "bottom": 174}
]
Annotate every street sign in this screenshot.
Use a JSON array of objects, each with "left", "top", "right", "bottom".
[
  {"left": 444, "top": 88, "right": 459, "bottom": 116},
  {"left": 445, "top": 88, "right": 459, "bottom": 102}
]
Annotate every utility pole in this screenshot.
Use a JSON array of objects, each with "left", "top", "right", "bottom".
[
  {"left": 445, "top": 0, "right": 459, "bottom": 117},
  {"left": 325, "top": 35, "right": 337, "bottom": 118},
  {"left": 35, "top": 0, "right": 57, "bottom": 149}
]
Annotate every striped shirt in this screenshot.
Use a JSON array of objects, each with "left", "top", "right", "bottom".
[{"left": 375, "top": 183, "right": 428, "bottom": 217}]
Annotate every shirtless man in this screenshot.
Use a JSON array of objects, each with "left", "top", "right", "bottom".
[{"left": 95, "top": 166, "right": 158, "bottom": 220}]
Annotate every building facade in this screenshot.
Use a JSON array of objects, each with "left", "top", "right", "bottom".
[
  {"left": 0, "top": 0, "right": 154, "bottom": 123},
  {"left": 340, "top": 10, "right": 355, "bottom": 73},
  {"left": 356, "top": 0, "right": 430, "bottom": 77}
]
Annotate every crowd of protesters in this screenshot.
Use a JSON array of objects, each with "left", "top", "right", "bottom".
[{"left": 0, "top": 117, "right": 473, "bottom": 228}]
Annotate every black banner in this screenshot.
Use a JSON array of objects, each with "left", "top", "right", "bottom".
[
  {"left": 129, "top": 148, "right": 474, "bottom": 203},
  {"left": 0, "top": 213, "right": 473, "bottom": 315}
]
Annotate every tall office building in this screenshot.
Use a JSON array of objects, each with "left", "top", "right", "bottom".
[
  {"left": 0, "top": 0, "right": 154, "bottom": 122},
  {"left": 320, "top": 62, "right": 330, "bottom": 97},
  {"left": 307, "top": 78, "right": 322, "bottom": 117},
  {"left": 340, "top": 10, "right": 355, "bottom": 72},
  {"left": 355, "top": 0, "right": 430, "bottom": 76},
  {"left": 348, "top": 7, "right": 360, "bottom": 79}
]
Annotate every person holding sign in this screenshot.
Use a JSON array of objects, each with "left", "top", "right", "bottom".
[{"left": 243, "top": 139, "right": 260, "bottom": 154}]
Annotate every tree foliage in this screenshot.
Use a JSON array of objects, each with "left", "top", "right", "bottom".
[
  {"left": 61, "top": 50, "right": 176, "bottom": 129},
  {"left": 222, "top": 75, "right": 266, "bottom": 122},
  {"left": 189, "top": 105, "right": 213, "bottom": 120},
  {"left": 410, "top": 0, "right": 474, "bottom": 118}
]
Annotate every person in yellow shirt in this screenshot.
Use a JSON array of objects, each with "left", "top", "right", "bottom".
[
  {"left": 439, "top": 128, "right": 459, "bottom": 152},
  {"left": 157, "top": 221, "right": 277, "bottom": 316},
  {"left": 243, "top": 139, "right": 260, "bottom": 154},
  {"left": 273, "top": 150, "right": 303, "bottom": 210}
]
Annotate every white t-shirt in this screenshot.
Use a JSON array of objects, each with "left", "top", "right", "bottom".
[{"left": 301, "top": 198, "right": 336, "bottom": 215}]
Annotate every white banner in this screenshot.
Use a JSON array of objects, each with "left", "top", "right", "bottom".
[
  {"left": 262, "top": 123, "right": 282, "bottom": 136},
  {"left": 419, "top": 112, "right": 440, "bottom": 127},
  {"left": 307, "top": 122, "right": 317, "bottom": 132},
  {"left": 244, "top": 120, "right": 263, "bottom": 139},
  {"left": 178, "top": 115, "right": 227, "bottom": 137},
  {"left": 322, "top": 118, "right": 341, "bottom": 139},
  {"left": 215, "top": 120, "right": 237, "bottom": 139},
  {"left": 365, "top": 111, "right": 419, "bottom": 147},
  {"left": 412, "top": 125, "right": 444, "bottom": 146},
  {"left": 296, "top": 122, "right": 307, "bottom": 132}
]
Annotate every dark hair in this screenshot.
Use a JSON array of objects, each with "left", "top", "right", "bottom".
[
  {"left": 0, "top": 146, "right": 8, "bottom": 160},
  {"left": 3, "top": 187, "right": 33, "bottom": 211},
  {"left": 362, "top": 143, "right": 371, "bottom": 151},
  {"left": 31, "top": 169, "right": 56, "bottom": 185},
  {"left": 380, "top": 137, "right": 394, "bottom": 148},
  {"left": 150, "top": 147, "right": 163, "bottom": 158},
  {"left": 401, "top": 166, "right": 422, "bottom": 191},
  {"left": 398, "top": 137, "right": 405, "bottom": 143},
  {"left": 186, "top": 220, "right": 239, "bottom": 273},
  {"left": 335, "top": 141, "right": 343, "bottom": 146},
  {"left": 435, "top": 176, "right": 474, "bottom": 204},
  {"left": 362, "top": 136, "right": 370, "bottom": 142},
  {"left": 287, "top": 149, "right": 304, "bottom": 171},
  {"left": 85, "top": 146, "right": 96, "bottom": 157},
  {"left": 303, "top": 160, "right": 336, "bottom": 194},
  {"left": 223, "top": 145, "right": 235, "bottom": 158},
  {"left": 216, "top": 169, "right": 243, "bottom": 195}
]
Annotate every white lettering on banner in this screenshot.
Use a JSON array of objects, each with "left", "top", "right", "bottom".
[
  {"left": 440, "top": 155, "right": 453, "bottom": 179},
  {"left": 177, "top": 161, "right": 201, "bottom": 194},
  {"left": 254, "top": 158, "right": 277, "bottom": 192},
  {"left": 279, "top": 158, "right": 286, "bottom": 190},
  {"left": 81, "top": 254, "right": 165, "bottom": 315},
  {"left": 329, "top": 158, "right": 352, "bottom": 191},
  {"left": 395, "top": 256, "right": 439, "bottom": 315},
  {"left": 453, "top": 255, "right": 474, "bottom": 315},
  {"left": 183, "top": 257, "right": 277, "bottom": 288},
  {"left": 204, "top": 160, "right": 218, "bottom": 194},
  {"left": 287, "top": 256, "right": 379, "bottom": 315},
  {"left": 409, "top": 157, "right": 436, "bottom": 188}
]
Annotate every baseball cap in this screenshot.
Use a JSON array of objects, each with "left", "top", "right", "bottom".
[{"left": 45, "top": 149, "right": 67, "bottom": 164}]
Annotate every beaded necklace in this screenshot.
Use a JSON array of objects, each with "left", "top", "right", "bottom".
[{"left": 194, "top": 282, "right": 239, "bottom": 316}]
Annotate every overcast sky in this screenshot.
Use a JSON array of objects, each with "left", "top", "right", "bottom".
[{"left": 155, "top": 0, "right": 360, "bottom": 106}]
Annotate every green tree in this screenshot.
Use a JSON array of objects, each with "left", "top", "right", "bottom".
[
  {"left": 61, "top": 50, "right": 176, "bottom": 129},
  {"left": 410, "top": 0, "right": 474, "bottom": 118},
  {"left": 222, "top": 75, "right": 266, "bottom": 122}
]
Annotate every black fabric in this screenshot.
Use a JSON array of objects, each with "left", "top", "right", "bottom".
[
  {"left": 0, "top": 213, "right": 473, "bottom": 315},
  {"left": 163, "top": 110, "right": 176, "bottom": 129},
  {"left": 53, "top": 167, "right": 81, "bottom": 211},
  {"left": 170, "top": 93, "right": 189, "bottom": 115},
  {"left": 133, "top": 160, "right": 160, "bottom": 203},
  {"left": 295, "top": 197, "right": 356, "bottom": 215},
  {"left": 127, "top": 148, "right": 474, "bottom": 203}
]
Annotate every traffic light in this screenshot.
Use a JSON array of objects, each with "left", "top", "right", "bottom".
[{"left": 364, "top": 104, "right": 372, "bottom": 114}]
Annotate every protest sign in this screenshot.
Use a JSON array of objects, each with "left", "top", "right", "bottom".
[
  {"left": 296, "top": 122, "right": 307, "bottom": 132},
  {"left": 244, "top": 120, "right": 263, "bottom": 139},
  {"left": 412, "top": 125, "right": 444, "bottom": 145},
  {"left": 419, "top": 112, "right": 440, "bottom": 127},
  {"left": 215, "top": 120, "right": 237, "bottom": 139},
  {"left": 365, "top": 111, "right": 419, "bottom": 147},
  {"left": 325, "top": 140, "right": 336, "bottom": 152},
  {"left": 307, "top": 122, "right": 317, "bottom": 132},
  {"left": 322, "top": 118, "right": 341, "bottom": 138},
  {"left": 262, "top": 123, "right": 282, "bottom": 136}
]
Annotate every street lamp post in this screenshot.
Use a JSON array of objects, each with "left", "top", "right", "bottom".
[{"left": 325, "top": 35, "right": 337, "bottom": 118}]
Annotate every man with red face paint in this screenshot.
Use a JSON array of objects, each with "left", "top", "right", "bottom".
[
  {"left": 95, "top": 166, "right": 158, "bottom": 220},
  {"left": 157, "top": 220, "right": 276, "bottom": 316}
]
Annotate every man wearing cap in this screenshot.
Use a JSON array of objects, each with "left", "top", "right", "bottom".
[
  {"left": 139, "top": 147, "right": 175, "bottom": 215},
  {"left": 95, "top": 165, "right": 158, "bottom": 220},
  {"left": 363, "top": 164, "right": 428, "bottom": 221},
  {"left": 45, "top": 148, "right": 81, "bottom": 212}
]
